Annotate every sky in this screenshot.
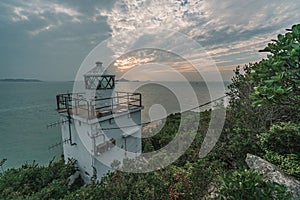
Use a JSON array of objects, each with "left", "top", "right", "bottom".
[{"left": 0, "top": 0, "right": 300, "bottom": 81}]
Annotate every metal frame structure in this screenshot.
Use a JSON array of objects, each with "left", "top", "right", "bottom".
[
  {"left": 56, "top": 92, "right": 142, "bottom": 119},
  {"left": 84, "top": 74, "right": 115, "bottom": 90}
]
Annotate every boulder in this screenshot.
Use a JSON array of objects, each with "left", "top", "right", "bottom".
[{"left": 246, "top": 153, "right": 300, "bottom": 199}]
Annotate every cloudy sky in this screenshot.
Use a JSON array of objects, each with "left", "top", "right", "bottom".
[{"left": 1, "top": 0, "right": 300, "bottom": 81}]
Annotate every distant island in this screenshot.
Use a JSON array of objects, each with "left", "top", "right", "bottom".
[
  {"left": 0, "top": 78, "right": 43, "bottom": 82},
  {"left": 117, "top": 78, "right": 140, "bottom": 82},
  {"left": 117, "top": 78, "right": 129, "bottom": 82}
]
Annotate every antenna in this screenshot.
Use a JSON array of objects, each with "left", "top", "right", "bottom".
[
  {"left": 47, "top": 94, "right": 77, "bottom": 151},
  {"left": 47, "top": 119, "right": 68, "bottom": 128},
  {"left": 66, "top": 100, "right": 76, "bottom": 146},
  {"left": 48, "top": 139, "right": 70, "bottom": 150}
]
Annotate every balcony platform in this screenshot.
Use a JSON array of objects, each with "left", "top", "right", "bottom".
[{"left": 56, "top": 92, "right": 142, "bottom": 119}]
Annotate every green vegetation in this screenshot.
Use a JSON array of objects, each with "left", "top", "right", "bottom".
[
  {"left": 0, "top": 159, "right": 79, "bottom": 199},
  {"left": 215, "top": 169, "right": 291, "bottom": 200},
  {"left": 259, "top": 122, "right": 300, "bottom": 179},
  {"left": 1, "top": 24, "right": 299, "bottom": 199}
]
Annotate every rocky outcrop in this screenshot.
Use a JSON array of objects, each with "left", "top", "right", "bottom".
[{"left": 246, "top": 153, "right": 300, "bottom": 199}]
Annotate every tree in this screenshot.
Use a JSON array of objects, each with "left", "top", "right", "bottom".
[{"left": 250, "top": 24, "right": 300, "bottom": 120}]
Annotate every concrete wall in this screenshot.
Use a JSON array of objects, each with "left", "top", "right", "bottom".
[{"left": 61, "top": 108, "right": 142, "bottom": 183}]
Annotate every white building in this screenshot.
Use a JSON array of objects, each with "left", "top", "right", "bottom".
[{"left": 56, "top": 62, "right": 143, "bottom": 183}]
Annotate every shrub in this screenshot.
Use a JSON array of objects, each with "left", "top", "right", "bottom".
[
  {"left": 215, "top": 169, "right": 291, "bottom": 200},
  {"left": 263, "top": 151, "right": 300, "bottom": 179},
  {"left": 0, "top": 159, "right": 77, "bottom": 199},
  {"left": 257, "top": 122, "right": 300, "bottom": 155}
]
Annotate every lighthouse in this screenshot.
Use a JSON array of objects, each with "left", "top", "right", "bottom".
[{"left": 56, "top": 62, "right": 143, "bottom": 183}]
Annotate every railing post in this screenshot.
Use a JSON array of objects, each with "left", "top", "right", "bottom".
[
  {"left": 93, "top": 137, "right": 96, "bottom": 156},
  {"left": 67, "top": 93, "right": 71, "bottom": 106},
  {"left": 75, "top": 98, "right": 78, "bottom": 115},
  {"left": 56, "top": 95, "right": 60, "bottom": 110},
  {"left": 127, "top": 93, "right": 129, "bottom": 110},
  {"left": 87, "top": 101, "right": 90, "bottom": 118},
  {"left": 92, "top": 101, "right": 95, "bottom": 118},
  {"left": 111, "top": 98, "right": 113, "bottom": 112},
  {"left": 64, "top": 97, "right": 67, "bottom": 110},
  {"left": 117, "top": 92, "right": 119, "bottom": 105},
  {"left": 139, "top": 93, "right": 142, "bottom": 107}
]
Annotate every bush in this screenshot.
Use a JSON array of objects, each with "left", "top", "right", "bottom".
[
  {"left": 263, "top": 151, "right": 300, "bottom": 179},
  {"left": 257, "top": 122, "right": 300, "bottom": 155},
  {"left": 250, "top": 24, "right": 300, "bottom": 111},
  {"left": 255, "top": 121, "right": 300, "bottom": 180},
  {"left": 215, "top": 169, "right": 291, "bottom": 200},
  {"left": 0, "top": 159, "right": 77, "bottom": 199}
]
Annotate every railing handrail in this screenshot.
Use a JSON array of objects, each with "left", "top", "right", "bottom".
[{"left": 56, "top": 92, "right": 142, "bottom": 118}]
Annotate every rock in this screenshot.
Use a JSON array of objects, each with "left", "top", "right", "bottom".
[
  {"left": 246, "top": 153, "right": 300, "bottom": 199},
  {"left": 202, "top": 183, "right": 218, "bottom": 200}
]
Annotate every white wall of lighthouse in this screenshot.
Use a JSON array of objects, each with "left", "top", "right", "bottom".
[{"left": 57, "top": 61, "right": 143, "bottom": 183}]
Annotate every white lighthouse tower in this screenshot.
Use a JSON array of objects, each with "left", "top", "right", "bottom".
[{"left": 56, "top": 62, "right": 143, "bottom": 183}]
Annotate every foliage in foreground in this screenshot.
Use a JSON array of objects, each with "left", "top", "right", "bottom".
[
  {"left": 0, "top": 159, "right": 78, "bottom": 199},
  {"left": 1, "top": 24, "right": 300, "bottom": 199},
  {"left": 215, "top": 169, "right": 291, "bottom": 200},
  {"left": 258, "top": 122, "right": 300, "bottom": 179}
]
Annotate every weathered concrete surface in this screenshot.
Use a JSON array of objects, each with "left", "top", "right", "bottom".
[{"left": 246, "top": 153, "right": 300, "bottom": 199}]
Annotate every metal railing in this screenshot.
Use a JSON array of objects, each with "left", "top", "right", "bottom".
[{"left": 56, "top": 92, "right": 142, "bottom": 119}]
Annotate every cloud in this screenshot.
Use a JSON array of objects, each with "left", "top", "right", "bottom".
[
  {"left": 114, "top": 56, "right": 156, "bottom": 72},
  {"left": 1, "top": 0, "right": 84, "bottom": 37},
  {"left": 4, "top": 0, "right": 82, "bottom": 22},
  {"left": 11, "top": 6, "right": 29, "bottom": 22},
  {"left": 1, "top": 0, "right": 300, "bottom": 81},
  {"left": 0, "top": 1, "right": 115, "bottom": 81},
  {"left": 99, "top": 0, "right": 300, "bottom": 72},
  {"left": 28, "top": 24, "right": 55, "bottom": 36},
  {"left": 0, "top": 1, "right": 116, "bottom": 47}
]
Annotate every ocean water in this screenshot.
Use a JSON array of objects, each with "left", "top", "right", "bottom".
[
  {"left": 0, "top": 82, "right": 73, "bottom": 170},
  {"left": 0, "top": 81, "right": 228, "bottom": 170},
  {"left": 116, "top": 81, "right": 229, "bottom": 122}
]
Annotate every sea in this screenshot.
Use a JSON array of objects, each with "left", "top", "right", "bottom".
[{"left": 0, "top": 81, "right": 229, "bottom": 170}]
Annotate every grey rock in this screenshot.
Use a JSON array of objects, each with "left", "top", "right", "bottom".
[{"left": 246, "top": 153, "right": 300, "bottom": 199}]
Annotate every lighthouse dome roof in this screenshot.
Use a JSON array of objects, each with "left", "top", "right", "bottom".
[{"left": 85, "top": 61, "right": 113, "bottom": 76}]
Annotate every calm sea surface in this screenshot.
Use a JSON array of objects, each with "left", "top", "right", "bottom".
[{"left": 0, "top": 81, "right": 228, "bottom": 169}]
